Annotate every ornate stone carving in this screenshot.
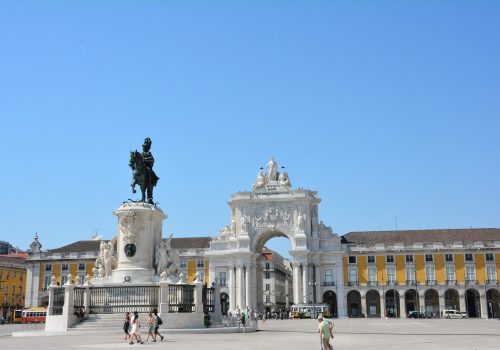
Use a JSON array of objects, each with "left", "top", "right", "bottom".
[
  {"left": 155, "top": 234, "right": 180, "bottom": 277},
  {"left": 252, "top": 158, "right": 292, "bottom": 192},
  {"left": 241, "top": 215, "right": 249, "bottom": 233},
  {"left": 155, "top": 240, "right": 168, "bottom": 275},
  {"left": 65, "top": 273, "right": 74, "bottom": 285},
  {"left": 193, "top": 271, "right": 202, "bottom": 283},
  {"left": 278, "top": 171, "right": 291, "bottom": 188},
  {"left": 297, "top": 211, "right": 306, "bottom": 231},
  {"left": 318, "top": 221, "right": 334, "bottom": 237},
  {"left": 119, "top": 210, "right": 142, "bottom": 245}
]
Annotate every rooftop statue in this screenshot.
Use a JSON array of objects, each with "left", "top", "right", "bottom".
[
  {"left": 252, "top": 158, "right": 292, "bottom": 192},
  {"left": 129, "top": 137, "right": 159, "bottom": 204}
]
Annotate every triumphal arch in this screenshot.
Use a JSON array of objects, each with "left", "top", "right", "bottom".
[{"left": 207, "top": 159, "right": 345, "bottom": 315}]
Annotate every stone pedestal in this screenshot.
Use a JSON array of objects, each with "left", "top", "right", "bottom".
[{"left": 112, "top": 202, "right": 166, "bottom": 284}]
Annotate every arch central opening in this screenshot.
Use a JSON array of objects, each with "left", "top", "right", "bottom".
[{"left": 254, "top": 230, "right": 293, "bottom": 317}]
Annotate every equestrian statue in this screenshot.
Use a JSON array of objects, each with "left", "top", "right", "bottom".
[{"left": 129, "top": 137, "right": 159, "bottom": 204}]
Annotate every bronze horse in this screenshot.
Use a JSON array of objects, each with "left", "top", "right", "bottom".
[{"left": 129, "top": 150, "right": 158, "bottom": 204}]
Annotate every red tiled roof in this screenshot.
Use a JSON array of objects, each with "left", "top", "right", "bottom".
[{"left": 341, "top": 228, "right": 500, "bottom": 246}]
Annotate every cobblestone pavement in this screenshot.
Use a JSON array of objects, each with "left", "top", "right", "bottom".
[{"left": 1, "top": 318, "right": 500, "bottom": 350}]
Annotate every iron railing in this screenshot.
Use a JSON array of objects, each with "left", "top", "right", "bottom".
[
  {"left": 52, "top": 287, "right": 65, "bottom": 315},
  {"left": 89, "top": 286, "right": 159, "bottom": 314},
  {"left": 73, "top": 287, "right": 85, "bottom": 314},
  {"left": 168, "top": 285, "right": 195, "bottom": 313},
  {"left": 323, "top": 282, "right": 336, "bottom": 286},
  {"left": 202, "top": 286, "right": 215, "bottom": 313}
]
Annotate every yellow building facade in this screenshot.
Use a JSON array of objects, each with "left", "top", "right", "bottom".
[
  {"left": 341, "top": 228, "right": 500, "bottom": 319},
  {"left": 0, "top": 256, "right": 27, "bottom": 320}
]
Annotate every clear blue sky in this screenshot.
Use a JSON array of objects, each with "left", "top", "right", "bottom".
[{"left": 1, "top": 1, "right": 499, "bottom": 258}]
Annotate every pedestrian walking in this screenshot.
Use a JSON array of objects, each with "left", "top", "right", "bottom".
[
  {"left": 240, "top": 311, "right": 246, "bottom": 333},
  {"left": 123, "top": 312, "right": 131, "bottom": 340},
  {"left": 153, "top": 310, "right": 164, "bottom": 342},
  {"left": 129, "top": 311, "right": 144, "bottom": 345},
  {"left": 317, "top": 315, "right": 333, "bottom": 350},
  {"left": 145, "top": 312, "right": 155, "bottom": 342}
]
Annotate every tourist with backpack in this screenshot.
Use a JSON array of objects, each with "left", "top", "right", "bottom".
[{"left": 153, "top": 310, "right": 164, "bottom": 342}]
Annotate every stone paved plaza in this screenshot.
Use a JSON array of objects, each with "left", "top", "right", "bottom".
[{"left": 1, "top": 318, "right": 499, "bottom": 350}]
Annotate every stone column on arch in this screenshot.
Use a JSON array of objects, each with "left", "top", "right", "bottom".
[
  {"left": 228, "top": 265, "right": 236, "bottom": 311},
  {"left": 245, "top": 264, "right": 250, "bottom": 310},
  {"left": 302, "top": 263, "right": 309, "bottom": 304},
  {"left": 314, "top": 264, "right": 322, "bottom": 304},
  {"left": 292, "top": 262, "right": 301, "bottom": 305},
  {"left": 236, "top": 264, "right": 245, "bottom": 310}
]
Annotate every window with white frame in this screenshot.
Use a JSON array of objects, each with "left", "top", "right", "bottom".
[
  {"left": 78, "top": 263, "right": 86, "bottom": 270},
  {"left": 43, "top": 275, "right": 51, "bottom": 291},
  {"left": 406, "top": 266, "right": 415, "bottom": 282},
  {"left": 387, "top": 267, "right": 396, "bottom": 283},
  {"left": 405, "top": 255, "right": 413, "bottom": 263},
  {"left": 487, "top": 266, "right": 497, "bottom": 282},
  {"left": 485, "top": 253, "right": 494, "bottom": 262},
  {"left": 79, "top": 274, "right": 86, "bottom": 284},
  {"left": 466, "top": 266, "right": 475, "bottom": 281},
  {"left": 348, "top": 268, "right": 357, "bottom": 283},
  {"left": 218, "top": 272, "right": 227, "bottom": 286},
  {"left": 386, "top": 255, "right": 394, "bottom": 263},
  {"left": 368, "top": 267, "right": 377, "bottom": 283},
  {"left": 61, "top": 275, "right": 68, "bottom": 285},
  {"left": 265, "top": 272, "right": 270, "bottom": 279},
  {"left": 348, "top": 256, "right": 357, "bottom": 264},
  {"left": 465, "top": 254, "right": 474, "bottom": 262},
  {"left": 425, "top": 266, "right": 435, "bottom": 282},
  {"left": 265, "top": 295, "right": 271, "bottom": 303},
  {"left": 367, "top": 256, "right": 375, "bottom": 263},
  {"left": 445, "top": 254, "right": 453, "bottom": 262},
  {"left": 265, "top": 283, "right": 270, "bottom": 291},
  {"left": 179, "top": 260, "right": 187, "bottom": 268},
  {"left": 45, "top": 264, "right": 52, "bottom": 272},
  {"left": 446, "top": 267, "right": 455, "bottom": 281},
  {"left": 425, "top": 254, "right": 433, "bottom": 262},
  {"left": 61, "top": 263, "right": 69, "bottom": 271},
  {"left": 324, "top": 269, "right": 333, "bottom": 284},
  {"left": 197, "top": 260, "right": 204, "bottom": 268}
]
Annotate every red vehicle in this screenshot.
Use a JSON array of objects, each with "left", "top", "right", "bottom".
[{"left": 22, "top": 307, "right": 47, "bottom": 323}]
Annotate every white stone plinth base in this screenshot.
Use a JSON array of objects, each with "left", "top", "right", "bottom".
[
  {"left": 111, "top": 268, "right": 156, "bottom": 284},
  {"left": 112, "top": 202, "right": 166, "bottom": 284}
]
